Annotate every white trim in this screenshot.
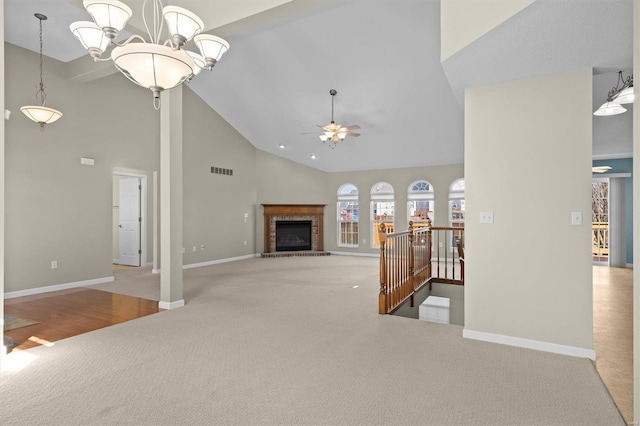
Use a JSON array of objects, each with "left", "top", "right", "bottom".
[
  {"left": 592, "top": 172, "right": 632, "bottom": 178},
  {"left": 5, "top": 276, "right": 115, "bottom": 299},
  {"left": 627, "top": 263, "right": 633, "bottom": 268},
  {"left": 159, "top": 299, "right": 184, "bottom": 310},
  {"left": 183, "top": 254, "right": 258, "bottom": 270},
  {"left": 592, "top": 152, "right": 632, "bottom": 160},
  {"left": 462, "top": 329, "right": 596, "bottom": 360},
  {"left": 152, "top": 269, "right": 160, "bottom": 274},
  {"left": 112, "top": 258, "right": 119, "bottom": 264},
  {"left": 330, "top": 251, "right": 378, "bottom": 258},
  {"left": 113, "top": 170, "right": 148, "bottom": 268}
]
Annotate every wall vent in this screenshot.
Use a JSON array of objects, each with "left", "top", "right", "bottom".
[{"left": 211, "top": 166, "right": 233, "bottom": 176}]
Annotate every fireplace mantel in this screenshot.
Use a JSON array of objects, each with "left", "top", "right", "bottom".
[{"left": 262, "top": 204, "right": 326, "bottom": 254}]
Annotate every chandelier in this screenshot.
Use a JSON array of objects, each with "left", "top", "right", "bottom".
[
  {"left": 593, "top": 70, "right": 634, "bottom": 116},
  {"left": 20, "top": 13, "right": 63, "bottom": 131},
  {"left": 70, "top": 0, "right": 229, "bottom": 109}
]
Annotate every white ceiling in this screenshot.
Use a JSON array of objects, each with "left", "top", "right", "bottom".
[{"left": 4, "top": 0, "right": 634, "bottom": 171}]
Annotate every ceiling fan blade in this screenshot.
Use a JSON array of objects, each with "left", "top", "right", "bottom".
[
  {"left": 343, "top": 125, "right": 361, "bottom": 131},
  {"left": 346, "top": 132, "right": 360, "bottom": 137}
]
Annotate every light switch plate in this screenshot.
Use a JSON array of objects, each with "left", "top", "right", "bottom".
[
  {"left": 480, "top": 211, "right": 494, "bottom": 224},
  {"left": 571, "top": 212, "right": 583, "bottom": 226}
]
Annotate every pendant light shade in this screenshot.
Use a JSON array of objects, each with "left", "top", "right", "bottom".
[
  {"left": 70, "top": 21, "right": 110, "bottom": 58},
  {"left": 163, "top": 6, "right": 204, "bottom": 46},
  {"left": 111, "top": 43, "right": 196, "bottom": 101},
  {"left": 593, "top": 101, "right": 627, "bottom": 116},
  {"left": 20, "top": 106, "right": 63, "bottom": 126},
  {"left": 194, "top": 34, "right": 230, "bottom": 68},
  {"left": 83, "top": 0, "right": 132, "bottom": 39}
]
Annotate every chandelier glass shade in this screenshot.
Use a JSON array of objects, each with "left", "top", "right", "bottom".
[
  {"left": 594, "top": 71, "right": 633, "bottom": 116},
  {"left": 71, "top": 0, "right": 230, "bottom": 109},
  {"left": 21, "top": 13, "right": 63, "bottom": 131}
]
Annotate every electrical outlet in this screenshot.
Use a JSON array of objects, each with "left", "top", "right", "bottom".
[
  {"left": 51, "top": 260, "right": 58, "bottom": 269},
  {"left": 192, "top": 246, "right": 196, "bottom": 252},
  {"left": 243, "top": 240, "right": 247, "bottom": 246},
  {"left": 201, "top": 245, "right": 205, "bottom": 250},
  {"left": 362, "top": 239, "right": 366, "bottom": 244}
]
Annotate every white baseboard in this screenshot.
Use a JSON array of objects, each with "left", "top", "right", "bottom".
[
  {"left": 112, "top": 258, "right": 119, "bottom": 263},
  {"left": 182, "top": 254, "right": 258, "bottom": 270},
  {"left": 159, "top": 299, "right": 185, "bottom": 310},
  {"left": 462, "top": 328, "right": 596, "bottom": 360},
  {"left": 329, "top": 251, "right": 378, "bottom": 258},
  {"left": 152, "top": 269, "right": 160, "bottom": 274},
  {"left": 626, "top": 263, "right": 633, "bottom": 268},
  {"left": 5, "top": 276, "right": 115, "bottom": 299}
]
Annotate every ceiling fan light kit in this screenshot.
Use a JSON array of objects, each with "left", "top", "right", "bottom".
[
  {"left": 21, "top": 13, "right": 63, "bottom": 131},
  {"left": 70, "top": 0, "right": 230, "bottom": 109},
  {"left": 594, "top": 70, "right": 634, "bottom": 116},
  {"left": 318, "top": 89, "right": 360, "bottom": 148}
]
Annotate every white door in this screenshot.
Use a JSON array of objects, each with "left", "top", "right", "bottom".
[{"left": 119, "top": 178, "right": 141, "bottom": 266}]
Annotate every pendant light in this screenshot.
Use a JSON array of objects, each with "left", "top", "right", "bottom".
[
  {"left": 594, "top": 71, "right": 633, "bottom": 116},
  {"left": 20, "top": 13, "right": 63, "bottom": 131}
]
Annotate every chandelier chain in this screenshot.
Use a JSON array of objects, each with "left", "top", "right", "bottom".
[{"left": 37, "top": 15, "right": 46, "bottom": 107}]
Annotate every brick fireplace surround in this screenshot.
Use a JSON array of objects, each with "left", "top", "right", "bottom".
[{"left": 262, "top": 204, "right": 326, "bottom": 254}]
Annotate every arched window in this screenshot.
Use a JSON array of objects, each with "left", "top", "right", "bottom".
[
  {"left": 371, "top": 182, "right": 394, "bottom": 247},
  {"left": 337, "top": 184, "right": 359, "bottom": 247},
  {"left": 407, "top": 180, "right": 434, "bottom": 229},
  {"left": 449, "top": 178, "right": 465, "bottom": 228}
]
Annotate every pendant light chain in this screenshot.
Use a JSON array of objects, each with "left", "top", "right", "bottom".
[{"left": 37, "top": 14, "right": 46, "bottom": 107}]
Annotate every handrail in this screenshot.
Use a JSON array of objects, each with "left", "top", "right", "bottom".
[{"left": 379, "top": 220, "right": 464, "bottom": 314}]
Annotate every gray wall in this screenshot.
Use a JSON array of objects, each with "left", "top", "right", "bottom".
[
  {"left": 5, "top": 43, "right": 159, "bottom": 292},
  {"left": 182, "top": 88, "right": 258, "bottom": 263}
]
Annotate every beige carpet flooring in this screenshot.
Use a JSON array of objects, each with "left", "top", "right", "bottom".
[{"left": 1, "top": 256, "right": 625, "bottom": 425}]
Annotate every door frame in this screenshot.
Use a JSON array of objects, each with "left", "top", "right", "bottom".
[{"left": 113, "top": 171, "right": 148, "bottom": 267}]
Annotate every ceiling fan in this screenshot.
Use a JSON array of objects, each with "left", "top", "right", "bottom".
[{"left": 317, "top": 89, "right": 360, "bottom": 147}]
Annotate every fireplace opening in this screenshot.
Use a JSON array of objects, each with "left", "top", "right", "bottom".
[{"left": 276, "top": 221, "right": 312, "bottom": 252}]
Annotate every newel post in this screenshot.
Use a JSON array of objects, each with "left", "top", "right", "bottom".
[
  {"left": 425, "top": 217, "right": 433, "bottom": 282},
  {"left": 408, "top": 221, "right": 415, "bottom": 292},
  {"left": 378, "top": 223, "right": 387, "bottom": 314}
]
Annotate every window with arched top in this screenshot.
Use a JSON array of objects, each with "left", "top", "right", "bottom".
[
  {"left": 371, "top": 182, "right": 394, "bottom": 247},
  {"left": 337, "top": 184, "right": 359, "bottom": 247},
  {"left": 407, "top": 180, "right": 434, "bottom": 229},
  {"left": 449, "top": 178, "right": 465, "bottom": 228}
]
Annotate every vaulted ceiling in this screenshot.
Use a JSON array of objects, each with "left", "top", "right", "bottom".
[{"left": 4, "top": 0, "right": 634, "bottom": 171}]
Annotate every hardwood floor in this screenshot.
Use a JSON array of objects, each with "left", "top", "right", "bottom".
[
  {"left": 593, "top": 265, "right": 633, "bottom": 424},
  {"left": 4, "top": 287, "right": 160, "bottom": 352}
]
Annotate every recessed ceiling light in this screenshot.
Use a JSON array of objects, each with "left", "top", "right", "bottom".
[
  {"left": 278, "top": 144, "right": 286, "bottom": 149},
  {"left": 310, "top": 154, "right": 317, "bottom": 160}
]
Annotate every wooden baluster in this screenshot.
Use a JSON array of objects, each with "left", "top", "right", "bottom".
[{"left": 378, "top": 223, "right": 387, "bottom": 314}]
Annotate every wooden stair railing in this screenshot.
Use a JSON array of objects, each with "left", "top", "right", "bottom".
[{"left": 379, "top": 220, "right": 464, "bottom": 314}]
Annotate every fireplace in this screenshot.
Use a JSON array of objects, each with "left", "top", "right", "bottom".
[
  {"left": 262, "top": 204, "right": 326, "bottom": 254},
  {"left": 276, "top": 221, "right": 312, "bottom": 251}
]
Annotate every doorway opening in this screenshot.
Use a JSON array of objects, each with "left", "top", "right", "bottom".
[
  {"left": 113, "top": 171, "right": 148, "bottom": 268},
  {"left": 592, "top": 178, "right": 609, "bottom": 265}
]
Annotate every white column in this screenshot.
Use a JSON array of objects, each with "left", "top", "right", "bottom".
[
  {"left": 159, "top": 86, "right": 184, "bottom": 310},
  {"left": 633, "top": 0, "right": 640, "bottom": 420},
  {"left": 0, "top": 0, "right": 6, "bottom": 367},
  {"left": 608, "top": 178, "right": 626, "bottom": 267},
  {"left": 152, "top": 171, "right": 159, "bottom": 274}
]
